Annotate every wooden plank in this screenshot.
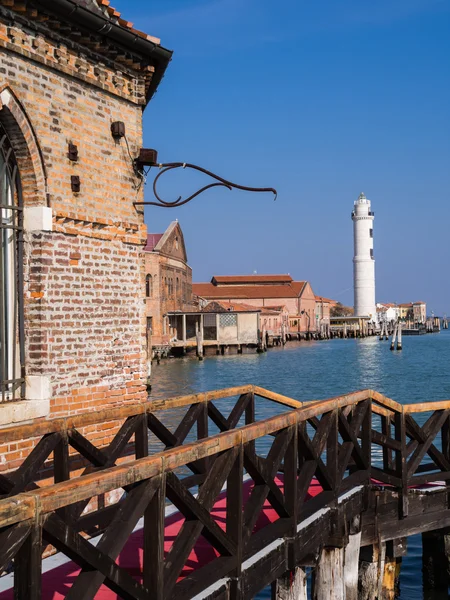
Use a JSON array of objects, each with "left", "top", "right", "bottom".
[
  {"left": 68, "top": 429, "right": 107, "bottom": 467},
  {"left": 44, "top": 513, "right": 148, "bottom": 600},
  {"left": 407, "top": 411, "right": 449, "bottom": 478},
  {"left": 163, "top": 448, "right": 239, "bottom": 596},
  {"left": 8, "top": 433, "right": 61, "bottom": 496},
  {"left": 371, "top": 429, "right": 402, "bottom": 452},
  {"left": 252, "top": 386, "right": 303, "bottom": 409},
  {"left": 135, "top": 413, "right": 149, "bottom": 459},
  {"left": 63, "top": 478, "right": 159, "bottom": 600},
  {"left": 243, "top": 429, "right": 292, "bottom": 541},
  {"left": 0, "top": 523, "right": 31, "bottom": 575},
  {"left": 228, "top": 393, "right": 251, "bottom": 429},
  {"left": 405, "top": 414, "right": 450, "bottom": 473},
  {"left": 244, "top": 447, "right": 289, "bottom": 519},
  {"left": 104, "top": 415, "right": 142, "bottom": 465},
  {"left": 173, "top": 403, "right": 204, "bottom": 445},
  {"left": 14, "top": 524, "right": 42, "bottom": 600},
  {"left": 166, "top": 471, "right": 236, "bottom": 557},
  {"left": 143, "top": 474, "right": 166, "bottom": 599},
  {"left": 227, "top": 444, "right": 244, "bottom": 585}
]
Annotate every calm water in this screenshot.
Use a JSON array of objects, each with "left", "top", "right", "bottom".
[{"left": 150, "top": 331, "right": 450, "bottom": 599}]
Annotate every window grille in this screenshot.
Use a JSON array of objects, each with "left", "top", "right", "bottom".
[
  {"left": 204, "top": 313, "right": 216, "bottom": 327},
  {"left": 219, "top": 313, "right": 237, "bottom": 328},
  {"left": 0, "top": 124, "right": 25, "bottom": 402}
]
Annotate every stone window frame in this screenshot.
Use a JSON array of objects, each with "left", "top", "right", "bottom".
[
  {"left": 0, "top": 122, "right": 25, "bottom": 403},
  {"left": 0, "top": 87, "right": 51, "bottom": 426}
]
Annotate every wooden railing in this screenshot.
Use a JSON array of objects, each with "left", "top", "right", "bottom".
[{"left": 0, "top": 387, "right": 450, "bottom": 599}]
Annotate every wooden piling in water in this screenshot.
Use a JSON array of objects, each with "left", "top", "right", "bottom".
[
  {"left": 422, "top": 529, "right": 450, "bottom": 591},
  {"left": 390, "top": 323, "right": 397, "bottom": 351},
  {"left": 358, "top": 543, "right": 386, "bottom": 600},
  {"left": 397, "top": 322, "right": 402, "bottom": 351},
  {"left": 313, "top": 547, "right": 344, "bottom": 600},
  {"left": 272, "top": 568, "right": 307, "bottom": 600},
  {"left": 344, "top": 528, "right": 362, "bottom": 600}
]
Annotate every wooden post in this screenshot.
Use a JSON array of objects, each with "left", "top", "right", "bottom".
[
  {"left": 313, "top": 547, "right": 344, "bottom": 600},
  {"left": 344, "top": 530, "right": 362, "bottom": 600},
  {"left": 358, "top": 543, "right": 386, "bottom": 600},
  {"left": 397, "top": 322, "right": 402, "bottom": 351},
  {"left": 390, "top": 323, "right": 397, "bottom": 351},
  {"left": 272, "top": 568, "right": 307, "bottom": 600},
  {"left": 196, "top": 319, "right": 203, "bottom": 361},
  {"left": 422, "top": 529, "right": 450, "bottom": 590}
]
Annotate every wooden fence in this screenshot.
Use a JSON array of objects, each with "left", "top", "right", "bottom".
[{"left": 0, "top": 386, "right": 450, "bottom": 599}]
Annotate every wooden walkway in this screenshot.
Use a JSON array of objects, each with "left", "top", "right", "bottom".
[{"left": 1, "top": 386, "right": 450, "bottom": 599}]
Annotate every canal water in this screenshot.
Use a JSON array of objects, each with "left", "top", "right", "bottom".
[{"left": 150, "top": 331, "right": 450, "bottom": 599}]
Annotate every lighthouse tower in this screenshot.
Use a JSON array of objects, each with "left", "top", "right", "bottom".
[{"left": 352, "top": 193, "right": 376, "bottom": 320}]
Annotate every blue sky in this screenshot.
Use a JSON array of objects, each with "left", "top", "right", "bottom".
[{"left": 114, "top": 0, "right": 450, "bottom": 313}]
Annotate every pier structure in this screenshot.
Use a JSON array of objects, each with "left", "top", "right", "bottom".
[
  {"left": 352, "top": 193, "right": 376, "bottom": 322},
  {"left": 2, "top": 388, "right": 450, "bottom": 598}
]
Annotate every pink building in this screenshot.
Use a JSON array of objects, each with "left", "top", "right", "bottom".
[{"left": 193, "top": 275, "right": 317, "bottom": 333}]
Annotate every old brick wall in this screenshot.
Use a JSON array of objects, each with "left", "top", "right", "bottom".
[
  {"left": 145, "top": 223, "right": 193, "bottom": 346},
  {"left": 0, "top": 12, "right": 150, "bottom": 424}
]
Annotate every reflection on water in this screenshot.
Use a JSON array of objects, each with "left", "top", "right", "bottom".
[{"left": 150, "top": 331, "right": 450, "bottom": 599}]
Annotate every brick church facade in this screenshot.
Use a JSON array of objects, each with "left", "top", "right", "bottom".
[
  {"left": 0, "top": 0, "right": 171, "bottom": 435},
  {"left": 144, "top": 221, "right": 193, "bottom": 348}
]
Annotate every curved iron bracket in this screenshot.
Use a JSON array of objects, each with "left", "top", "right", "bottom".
[{"left": 133, "top": 162, "right": 277, "bottom": 208}]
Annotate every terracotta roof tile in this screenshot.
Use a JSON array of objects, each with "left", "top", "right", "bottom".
[
  {"left": 193, "top": 282, "right": 306, "bottom": 300},
  {"left": 144, "top": 233, "right": 163, "bottom": 252},
  {"left": 212, "top": 274, "right": 293, "bottom": 285}
]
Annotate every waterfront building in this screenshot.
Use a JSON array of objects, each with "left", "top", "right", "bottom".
[
  {"left": 144, "top": 222, "right": 193, "bottom": 350},
  {"left": 398, "top": 303, "right": 414, "bottom": 321},
  {"left": 352, "top": 193, "right": 376, "bottom": 321},
  {"left": 193, "top": 274, "right": 317, "bottom": 333},
  {"left": 166, "top": 301, "right": 261, "bottom": 355},
  {"left": 0, "top": 0, "right": 170, "bottom": 431},
  {"left": 413, "top": 301, "right": 427, "bottom": 324},
  {"left": 315, "top": 296, "right": 334, "bottom": 328},
  {"left": 376, "top": 303, "right": 400, "bottom": 323}
]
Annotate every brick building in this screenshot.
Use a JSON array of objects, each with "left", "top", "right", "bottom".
[
  {"left": 193, "top": 275, "right": 318, "bottom": 333},
  {"left": 144, "top": 221, "right": 193, "bottom": 348},
  {"left": 0, "top": 0, "right": 171, "bottom": 432}
]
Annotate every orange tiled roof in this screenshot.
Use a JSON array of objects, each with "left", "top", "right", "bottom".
[
  {"left": 202, "top": 301, "right": 260, "bottom": 313},
  {"left": 193, "top": 282, "right": 307, "bottom": 300},
  {"left": 212, "top": 275, "right": 293, "bottom": 285},
  {"left": 74, "top": 0, "right": 161, "bottom": 44},
  {"left": 315, "top": 296, "right": 336, "bottom": 304}
]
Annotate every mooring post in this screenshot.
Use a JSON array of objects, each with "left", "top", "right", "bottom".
[
  {"left": 312, "top": 547, "right": 344, "bottom": 600},
  {"left": 397, "top": 322, "right": 402, "bottom": 351},
  {"left": 390, "top": 323, "right": 397, "bottom": 351},
  {"left": 422, "top": 529, "right": 450, "bottom": 591},
  {"left": 272, "top": 568, "right": 307, "bottom": 600},
  {"left": 382, "top": 538, "right": 406, "bottom": 600},
  {"left": 358, "top": 542, "right": 386, "bottom": 600},
  {"left": 343, "top": 517, "right": 362, "bottom": 600}
]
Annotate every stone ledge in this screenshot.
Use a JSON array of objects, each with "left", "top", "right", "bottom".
[
  {"left": 24, "top": 206, "right": 53, "bottom": 232},
  {"left": 0, "top": 398, "right": 50, "bottom": 428}
]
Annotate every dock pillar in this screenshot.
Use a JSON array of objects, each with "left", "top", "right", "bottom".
[
  {"left": 397, "top": 323, "right": 402, "bottom": 351},
  {"left": 312, "top": 547, "right": 344, "bottom": 600},
  {"left": 358, "top": 542, "right": 386, "bottom": 600},
  {"left": 344, "top": 517, "right": 362, "bottom": 600},
  {"left": 422, "top": 529, "right": 450, "bottom": 591},
  {"left": 390, "top": 323, "right": 397, "bottom": 351},
  {"left": 272, "top": 568, "right": 307, "bottom": 600}
]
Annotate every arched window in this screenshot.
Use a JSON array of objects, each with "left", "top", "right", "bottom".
[
  {"left": 146, "top": 274, "right": 152, "bottom": 298},
  {"left": 1, "top": 123, "right": 24, "bottom": 401}
]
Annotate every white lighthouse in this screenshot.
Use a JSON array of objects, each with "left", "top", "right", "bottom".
[{"left": 352, "top": 192, "right": 376, "bottom": 320}]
